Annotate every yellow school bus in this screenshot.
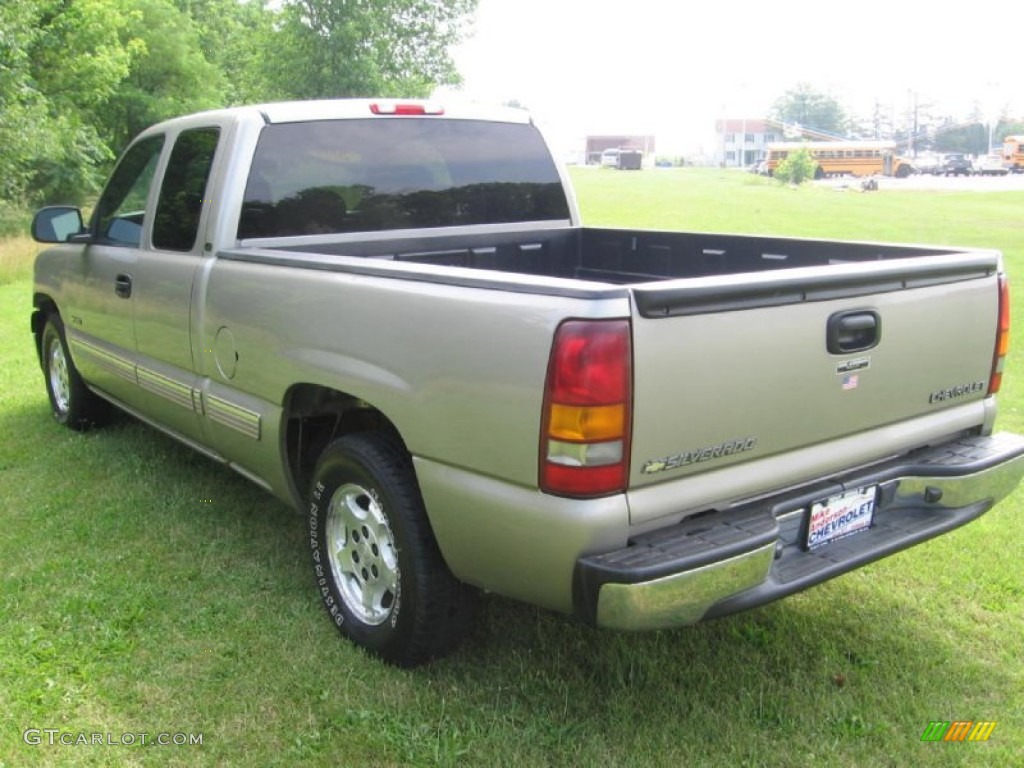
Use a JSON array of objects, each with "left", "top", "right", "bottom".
[
  {"left": 1003, "top": 136, "right": 1024, "bottom": 172},
  {"left": 766, "top": 141, "right": 914, "bottom": 179}
]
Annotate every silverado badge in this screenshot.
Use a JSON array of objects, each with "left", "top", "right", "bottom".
[{"left": 642, "top": 436, "right": 758, "bottom": 475}]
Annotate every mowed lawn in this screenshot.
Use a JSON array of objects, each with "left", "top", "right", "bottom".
[{"left": 1, "top": 169, "right": 1022, "bottom": 767}]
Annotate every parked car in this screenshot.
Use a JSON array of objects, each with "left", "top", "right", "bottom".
[
  {"left": 911, "top": 153, "right": 942, "bottom": 176},
  {"left": 600, "top": 148, "right": 621, "bottom": 168},
  {"left": 943, "top": 153, "right": 973, "bottom": 176},
  {"left": 973, "top": 155, "right": 1010, "bottom": 176}
]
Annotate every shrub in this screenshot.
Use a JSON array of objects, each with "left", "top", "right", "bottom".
[{"left": 774, "top": 148, "right": 818, "bottom": 185}]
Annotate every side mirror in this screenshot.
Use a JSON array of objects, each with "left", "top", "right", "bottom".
[{"left": 31, "top": 206, "right": 86, "bottom": 243}]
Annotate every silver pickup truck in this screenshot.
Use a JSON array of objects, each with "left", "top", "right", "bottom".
[{"left": 30, "top": 99, "right": 1024, "bottom": 666}]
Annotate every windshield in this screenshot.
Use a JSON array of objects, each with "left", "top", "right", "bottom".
[{"left": 238, "top": 118, "right": 570, "bottom": 238}]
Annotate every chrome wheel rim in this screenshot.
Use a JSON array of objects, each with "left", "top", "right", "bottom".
[
  {"left": 48, "top": 339, "right": 71, "bottom": 415},
  {"left": 325, "top": 483, "right": 399, "bottom": 626}
]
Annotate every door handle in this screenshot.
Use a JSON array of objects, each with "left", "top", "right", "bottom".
[
  {"left": 827, "top": 310, "right": 880, "bottom": 354},
  {"left": 114, "top": 273, "right": 133, "bottom": 299}
]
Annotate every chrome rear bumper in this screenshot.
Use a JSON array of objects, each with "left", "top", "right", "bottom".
[{"left": 574, "top": 432, "right": 1024, "bottom": 630}]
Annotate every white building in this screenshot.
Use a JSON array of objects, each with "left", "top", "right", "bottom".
[
  {"left": 714, "top": 118, "right": 846, "bottom": 167},
  {"left": 714, "top": 119, "right": 782, "bottom": 168}
]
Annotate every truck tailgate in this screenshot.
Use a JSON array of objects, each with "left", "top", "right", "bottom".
[{"left": 626, "top": 254, "right": 1002, "bottom": 522}]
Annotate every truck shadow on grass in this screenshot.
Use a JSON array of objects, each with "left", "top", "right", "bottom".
[
  {"left": 6, "top": 402, "right": 1016, "bottom": 765},
  {"left": 427, "top": 588, "right": 1010, "bottom": 761}
]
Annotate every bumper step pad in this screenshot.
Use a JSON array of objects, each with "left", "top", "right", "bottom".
[{"left": 575, "top": 432, "right": 1024, "bottom": 627}]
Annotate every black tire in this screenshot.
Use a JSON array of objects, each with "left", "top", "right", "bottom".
[
  {"left": 308, "top": 433, "right": 477, "bottom": 666},
  {"left": 40, "top": 315, "right": 109, "bottom": 430}
]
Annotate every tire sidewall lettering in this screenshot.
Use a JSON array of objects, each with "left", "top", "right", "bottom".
[{"left": 305, "top": 434, "right": 472, "bottom": 665}]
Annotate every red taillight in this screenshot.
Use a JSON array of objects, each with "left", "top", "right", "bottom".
[
  {"left": 540, "top": 320, "right": 632, "bottom": 497},
  {"left": 369, "top": 102, "right": 444, "bottom": 116},
  {"left": 989, "top": 274, "right": 1011, "bottom": 395}
]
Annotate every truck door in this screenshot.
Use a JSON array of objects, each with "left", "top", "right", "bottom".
[
  {"left": 67, "top": 135, "right": 165, "bottom": 406},
  {"left": 129, "top": 126, "right": 222, "bottom": 443}
]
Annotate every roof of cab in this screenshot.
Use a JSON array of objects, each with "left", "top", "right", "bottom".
[
  {"left": 134, "top": 99, "right": 533, "bottom": 141},
  {"left": 255, "top": 99, "right": 531, "bottom": 125}
]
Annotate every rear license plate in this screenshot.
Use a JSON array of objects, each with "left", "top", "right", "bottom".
[{"left": 806, "top": 486, "right": 876, "bottom": 550}]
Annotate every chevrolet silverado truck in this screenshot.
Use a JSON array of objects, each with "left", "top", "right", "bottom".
[{"left": 30, "top": 100, "right": 1024, "bottom": 666}]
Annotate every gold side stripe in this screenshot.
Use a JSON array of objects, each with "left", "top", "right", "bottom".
[
  {"left": 206, "top": 395, "right": 261, "bottom": 440},
  {"left": 137, "top": 367, "right": 194, "bottom": 410},
  {"left": 70, "top": 336, "right": 136, "bottom": 383},
  {"left": 66, "top": 332, "right": 260, "bottom": 441}
]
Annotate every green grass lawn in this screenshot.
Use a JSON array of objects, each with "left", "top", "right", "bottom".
[{"left": 2, "top": 170, "right": 1022, "bottom": 766}]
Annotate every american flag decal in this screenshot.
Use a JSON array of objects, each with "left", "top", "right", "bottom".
[{"left": 842, "top": 374, "right": 859, "bottom": 390}]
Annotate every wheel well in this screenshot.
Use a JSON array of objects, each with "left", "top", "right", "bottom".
[{"left": 283, "top": 384, "right": 405, "bottom": 502}]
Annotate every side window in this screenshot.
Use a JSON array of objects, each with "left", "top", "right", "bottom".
[
  {"left": 153, "top": 128, "right": 221, "bottom": 252},
  {"left": 94, "top": 135, "right": 165, "bottom": 246}
]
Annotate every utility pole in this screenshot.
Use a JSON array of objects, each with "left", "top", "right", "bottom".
[{"left": 907, "top": 91, "right": 919, "bottom": 157}]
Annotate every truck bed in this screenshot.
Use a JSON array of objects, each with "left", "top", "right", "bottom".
[
  {"left": 258, "top": 226, "right": 964, "bottom": 287},
  {"left": 232, "top": 222, "right": 1003, "bottom": 527}
]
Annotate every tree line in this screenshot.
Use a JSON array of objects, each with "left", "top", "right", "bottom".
[
  {"left": 0, "top": 0, "right": 476, "bottom": 214},
  {"left": 771, "top": 83, "right": 1024, "bottom": 155}
]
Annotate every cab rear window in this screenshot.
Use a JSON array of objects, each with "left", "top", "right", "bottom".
[{"left": 238, "top": 119, "right": 570, "bottom": 238}]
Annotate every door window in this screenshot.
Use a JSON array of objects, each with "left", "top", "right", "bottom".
[
  {"left": 153, "top": 128, "right": 221, "bottom": 252},
  {"left": 93, "top": 135, "right": 165, "bottom": 246}
]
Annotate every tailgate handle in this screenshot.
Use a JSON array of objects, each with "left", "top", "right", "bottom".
[{"left": 827, "top": 310, "right": 880, "bottom": 354}]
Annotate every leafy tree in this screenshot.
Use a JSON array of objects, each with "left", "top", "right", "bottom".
[
  {"left": 27, "top": 0, "right": 147, "bottom": 202},
  {"left": 0, "top": 0, "right": 135, "bottom": 204},
  {"left": 0, "top": 2, "right": 48, "bottom": 202},
  {"left": 173, "top": 0, "right": 278, "bottom": 105},
  {"left": 924, "top": 118, "right": 1024, "bottom": 156},
  {"left": 99, "top": 0, "right": 227, "bottom": 150},
  {"left": 933, "top": 123, "right": 988, "bottom": 155},
  {"left": 0, "top": 0, "right": 478, "bottom": 209},
  {"left": 774, "top": 148, "right": 818, "bottom": 185},
  {"left": 30, "top": 0, "right": 139, "bottom": 117},
  {"left": 268, "top": 0, "right": 476, "bottom": 99},
  {"left": 997, "top": 121, "right": 1024, "bottom": 143},
  {"left": 771, "top": 84, "right": 849, "bottom": 138}
]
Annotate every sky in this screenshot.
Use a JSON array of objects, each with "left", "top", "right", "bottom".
[{"left": 436, "top": 0, "right": 1021, "bottom": 157}]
